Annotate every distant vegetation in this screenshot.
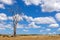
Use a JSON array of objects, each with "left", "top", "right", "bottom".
[
  {"left": 0, "top": 34, "right": 60, "bottom": 40},
  {"left": 0, "top": 34, "right": 60, "bottom": 37}
]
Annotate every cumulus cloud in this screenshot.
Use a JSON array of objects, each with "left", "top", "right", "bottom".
[
  {"left": 23, "top": 15, "right": 59, "bottom": 28},
  {"left": 34, "top": 17, "right": 56, "bottom": 24},
  {"left": 0, "top": 13, "right": 58, "bottom": 29},
  {"left": 40, "top": 30, "right": 44, "bottom": 32},
  {"left": 23, "top": 15, "right": 34, "bottom": 22},
  {"left": 5, "top": 24, "right": 12, "bottom": 29},
  {"left": 0, "top": 13, "right": 23, "bottom": 21},
  {"left": 0, "top": 22, "right": 25, "bottom": 30},
  {"left": 41, "top": 0, "right": 60, "bottom": 12},
  {"left": 8, "top": 16, "right": 13, "bottom": 20},
  {"left": 55, "top": 13, "right": 60, "bottom": 21},
  {"left": 16, "top": 23, "right": 24, "bottom": 28},
  {"left": 46, "top": 28, "right": 51, "bottom": 31},
  {"left": 48, "top": 32, "right": 52, "bottom": 35},
  {"left": 0, "top": 13, "right": 7, "bottom": 20},
  {"left": 23, "top": 15, "right": 56, "bottom": 24},
  {"left": 0, "top": 23, "right": 12, "bottom": 30},
  {"left": 23, "top": 0, "right": 60, "bottom": 12},
  {"left": 0, "top": 4, "right": 5, "bottom": 9},
  {"left": 40, "top": 28, "right": 51, "bottom": 33},
  {"left": 0, "top": 27, "right": 5, "bottom": 30},
  {"left": 0, "top": 0, "right": 15, "bottom": 5},
  {"left": 0, "top": 13, "right": 24, "bottom": 29},
  {"left": 0, "top": 0, "right": 16, "bottom": 9},
  {"left": 23, "top": 29, "right": 29, "bottom": 32},
  {"left": 28, "top": 22, "right": 41, "bottom": 28},
  {"left": 23, "top": 0, "right": 42, "bottom": 5},
  {"left": 52, "top": 32, "right": 56, "bottom": 34},
  {"left": 48, "top": 32, "right": 56, "bottom": 35},
  {"left": 49, "top": 24, "right": 59, "bottom": 28},
  {"left": 8, "top": 14, "right": 23, "bottom": 21},
  {"left": 57, "top": 28, "right": 60, "bottom": 31}
]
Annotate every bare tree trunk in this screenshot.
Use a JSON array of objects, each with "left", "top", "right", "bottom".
[
  {"left": 13, "top": 17, "right": 18, "bottom": 37},
  {"left": 14, "top": 23, "right": 16, "bottom": 36}
]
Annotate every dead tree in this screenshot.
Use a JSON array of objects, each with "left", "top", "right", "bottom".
[
  {"left": 13, "top": 15, "right": 18, "bottom": 36},
  {"left": 8, "top": 5, "right": 22, "bottom": 37},
  {"left": 13, "top": 14, "right": 21, "bottom": 36}
]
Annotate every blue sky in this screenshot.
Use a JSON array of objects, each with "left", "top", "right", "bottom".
[{"left": 0, "top": 0, "right": 60, "bottom": 35}]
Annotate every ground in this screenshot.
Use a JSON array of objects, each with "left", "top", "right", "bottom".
[{"left": 0, "top": 35, "right": 60, "bottom": 40}]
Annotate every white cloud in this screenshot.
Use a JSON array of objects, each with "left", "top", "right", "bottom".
[
  {"left": 49, "top": 24, "right": 59, "bottom": 28},
  {"left": 52, "top": 32, "right": 56, "bottom": 34},
  {"left": 23, "top": 29, "right": 29, "bottom": 32},
  {"left": 0, "top": 13, "right": 24, "bottom": 29},
  {"left": 0, "top": 0, "right": 15, "bottom": 5},
  {"left": 0, "top": 23, "right": 12, "bottom": 29},
  {"left": 8, "top": 15, "right": 58, "bottom": 29},
  {"left": 0, "top": 27, "right": 5, "bottom": 30},
  {"left": 57, "top": 28, "right": 60, "bottom": 31},
  {"left": 0, "top": 19, "right": 13, "bottom": 30},
  {"left": 46, "top": 28, "right": 51, "bottom": 31},
  {"left": 23, "top": 15, "right": 34, "bottom": 22},
  {"left": 0, "top": 0, "right": 16, "bottom": 9},
  {"left": 0, "top": 4, "right": 5, "bottom": 9},
  {"left": 48, "top": 32, "right": 52, "bottom": 35},
  {"left": 0, "top": 13, "right": 7, "bottom": 20},
  {"left": 0, "top": 23, "right": 5, "bottom": 28},
  {"left": 55, "top": 13, "right": 60, "bottom": 21},
  {"left": 40, "top": 28, "right": 51, "bottom": 33},
  {"left": 0, "top": 14, "right": 58, "bottom": 29},
  {"left": 0, "top": 13, "right": 23, "bottom": 21},
  {"left": 34, "top": 17, "right": 56, "bottom": 24},
  {"left": 48, "top": 32, "right": 56, "bottom": 35},
  {"left": 40, "top": 30, "right": 44, "bottom": 32},
  {"left": 16, "top": 23, "right": 24, "bottom": 28},
  {"left": 23, "top": 0, "right": 42, "bottom": 5},
  {"left": 23, "top": 0, "right": 60, "bottom": 12},
  {"left": 8, "top": 16, "right": 13, "bottom": 20},
  {"left": 5, "top": 24, "right": 12, "bottom": 29},
  {"left": 0, "top": 24, "right": 7, "bottom": 30},
  {"left": 41, "top": 0, "right": 60, "bottom": 12},
  {"left": 8, "top": 14, "right": 23, "bottom": 21},
  {"left": 23, "top": 15, "right": 56, "bottom": 24},
  {"left": 28, "top": 22, "right": 41, "bottom": 28}
]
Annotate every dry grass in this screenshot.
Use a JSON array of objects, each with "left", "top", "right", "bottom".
[{"left": 0, "top": 35, "right": 60, "bottom": 40}]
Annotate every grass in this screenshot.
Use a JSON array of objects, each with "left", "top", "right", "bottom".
[{"left": 0, "top": 35, "right": 60, "bottom": 40}]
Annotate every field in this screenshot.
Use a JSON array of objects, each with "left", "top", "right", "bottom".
[{"left": 0, "top": 35, "right": 60, "bottom": 40}]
